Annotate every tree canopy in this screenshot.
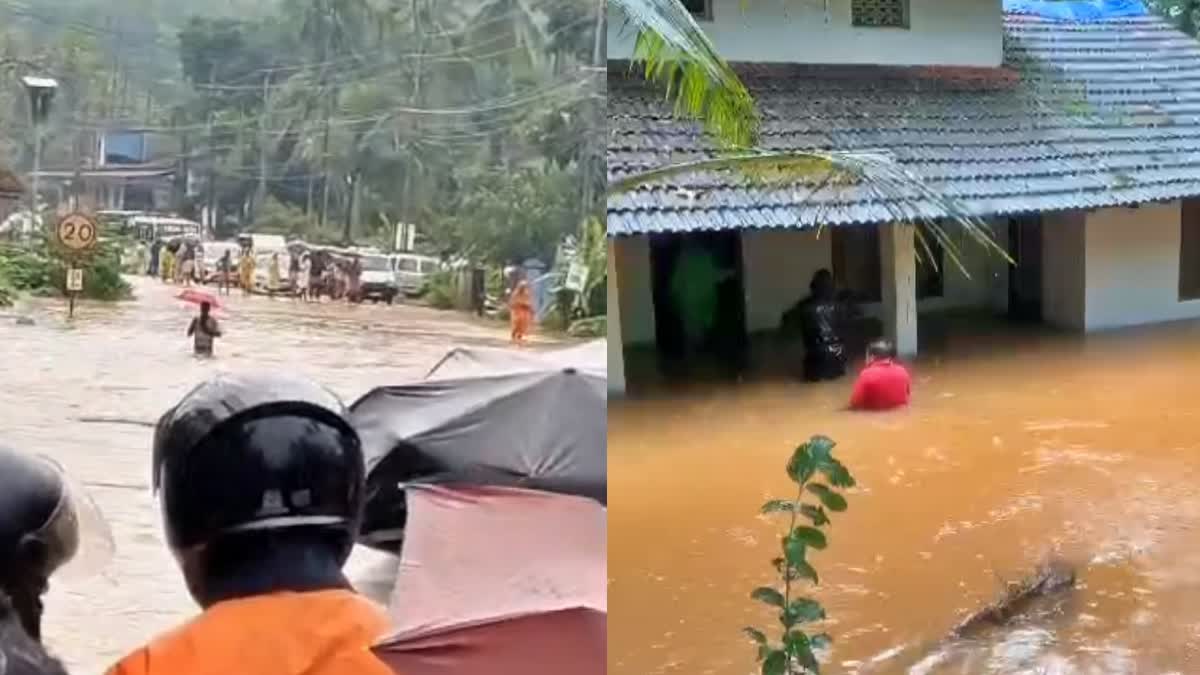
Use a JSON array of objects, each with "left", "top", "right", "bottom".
[{"left": 0, "top": 0, "right": 603, "bottom": 264}]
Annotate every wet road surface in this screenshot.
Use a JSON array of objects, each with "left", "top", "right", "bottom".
[
  {"left": 0, "top": 276, "right": 526, "bottom": 673},
  {"left": 609, "top": 318, "right": 1200, "bottom": 675}
]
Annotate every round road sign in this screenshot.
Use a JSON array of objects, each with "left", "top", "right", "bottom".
[{"left": 56, "top": 213, "right": 99, "bottom": 252}]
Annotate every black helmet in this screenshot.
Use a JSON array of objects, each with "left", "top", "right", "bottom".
[
  {"left": 152, "top": 373, "right": 365, "bottom": 558},
  {"left": 0, "top": 448, "right": 80, "bottom": 579},
  {"left": 0, "top": 447, "right": 113, "bottom": 641}
]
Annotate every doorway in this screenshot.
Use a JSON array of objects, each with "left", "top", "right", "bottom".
[
  {"left": 1008, "top": 215, "right": 1043, "bottom": 322},
  {"left": 649, "top": 230, "right": 748, "bottom": 377}
]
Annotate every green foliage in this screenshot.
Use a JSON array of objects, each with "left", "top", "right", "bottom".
[
  {"left": 0, "top": 238, "right": 131, "bottom": 303},
  {"left": 426, "top": 167, "right": 580, "bottom": 265},
  {"left": 567, "top": 315, "right": 606, "bottom": 338},
  {"left": 745, "top": 435, "right": 855, "bottom": 675},
  {"left": 424, "top": 267, "right": 458, "bottom": 310}
]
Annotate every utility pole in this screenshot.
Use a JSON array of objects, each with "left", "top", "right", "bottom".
[
  {"left": 22, "top": 76, "right": 58, "bottom": 226},
  {"left": 580, "top": 0, "right": 605, "bottom": 224},
  {"left": 255, "top": 74, "right": 270, "bottom": 221},
  {"left": 319, "top": 103, "right": 331, "bottom": 227}
]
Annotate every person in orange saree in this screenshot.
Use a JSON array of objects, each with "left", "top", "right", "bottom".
[
  {"left": 509, "top": 280, "right": 534, "bottom": 345},
  {"left": 105, "top": 374, "right": 394, "bottom": 675}
]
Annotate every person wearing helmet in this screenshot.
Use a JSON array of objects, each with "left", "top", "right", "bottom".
[
  {"left": 0, "top": 590, "right": 70, "bottom": 675},
  {"left": 105, "top": 374, "right": 393, "bottom": 675},
  {"left": 0, "top": 446, "right": 110, "bottom": 643}
]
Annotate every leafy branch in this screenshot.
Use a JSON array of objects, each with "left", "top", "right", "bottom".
[{"left": 744, "top": 435, "right": 855, "bottom": 675}]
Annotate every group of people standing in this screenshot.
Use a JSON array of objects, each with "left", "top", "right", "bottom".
[
  {"left": 0, "top": 373, "right": 399, "bottom": 675},
  {"left": 142, "top": 239, "right": 202, "bottom": 286}
]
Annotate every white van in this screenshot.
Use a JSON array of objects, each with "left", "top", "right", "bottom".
[
  {"left": 392, "top": 254, "right": 441, "bottom": 297},
  {"left": 360, "top": 253, "right": 399, "bottom": 304}
]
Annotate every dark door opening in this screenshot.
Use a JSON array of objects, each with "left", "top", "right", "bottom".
[
  {"left": 1008, "top": 215, "right": 1043, "bottom": 322},
  {"left": 649, "top": 230, "right": 748, "bottom": 377}
]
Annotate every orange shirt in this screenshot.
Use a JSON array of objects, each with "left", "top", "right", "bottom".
[{"left": 106, "top": 589, "right": 395, "bottom": 675}]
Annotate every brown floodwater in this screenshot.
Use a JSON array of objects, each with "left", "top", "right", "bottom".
[
  {"left": 609, "top": 317, "right": 1200, "bottom": 675},
  {"left": 0, "top": 276, "right": 530, "bottom": 673}
]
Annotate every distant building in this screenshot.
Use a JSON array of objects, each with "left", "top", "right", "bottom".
[
  {"left": 607, "top": 0, "right": 1200, "bottom": 395},
  {"left": 34, "top": 129, "right": 182, "bottom": 212}
]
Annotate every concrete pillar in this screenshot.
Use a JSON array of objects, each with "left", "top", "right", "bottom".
[
  {"left": 879, "top": 223, "right": 918, "bottom": 356},
  {"left": 607, "top": 240, "right": 626, "bottom": 396}
]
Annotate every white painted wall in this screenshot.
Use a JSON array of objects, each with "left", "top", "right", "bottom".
[
  {"left": 740, "top": 229, "right": 832, "bottom": 332},
  {"left": 737, "top": 224, "right": 1005, "bottom": 332},
  {"left": 612, "top": 235, "right": 657, "bottom": 345},
  {"left": 1041, "top": 211, "right": 1087, "bottom": 331},
  {"left": 1083, "top": 202, "right": 1200, "bottom": 330},
  {"left": 608, "top": 0, "right": 1003, "bottom": 67},
  {"left": 607, "top": 241, "right": 626, "bottom": 395}
]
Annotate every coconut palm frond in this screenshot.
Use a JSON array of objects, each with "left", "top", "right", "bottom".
[
  {"left": 610, "top": 0, "right": 758, "bottom": 148},
  {"left": 609, "top": 150, "right": 1013, "bottom": 274}
]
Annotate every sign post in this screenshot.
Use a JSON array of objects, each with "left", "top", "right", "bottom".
[{"left": 55, "top": 212, "right": 99, "bottom": 318}]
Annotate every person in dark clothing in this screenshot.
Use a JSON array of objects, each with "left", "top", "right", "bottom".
[
  {"left": 0, "top": 446, "right": 110, "bottom": 643},
  {"left": 781, "top": 269, "right": 850, "bottom": 382},
  {"left": 148, "top": 240, "right": 162, "bottom": 277},
  {"left": 0, "top": 591, "right": 69, "bottom": 674}
]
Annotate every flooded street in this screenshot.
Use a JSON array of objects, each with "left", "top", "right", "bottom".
[
  {"left": 610, "top": 319, "right": 1200, "bottom": 675},
  {"left": 0, "top": 276, "right": 523, "bottom": 673}
]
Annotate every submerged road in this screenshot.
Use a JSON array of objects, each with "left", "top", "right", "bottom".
[{"left": 0, "top": 276, "right": 528, "bottom": 672}]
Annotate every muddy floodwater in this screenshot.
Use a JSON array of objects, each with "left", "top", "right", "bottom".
[
  {"left": 0, "top": 277, "right": 528, "bottom": 673},
  {"left": 610, "top": 318, "right": 1200, "bottom": 675}
]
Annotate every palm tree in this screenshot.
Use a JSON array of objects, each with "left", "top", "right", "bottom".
[{"left": 606, "top": 0, "right": 1011, "bottom": 267}]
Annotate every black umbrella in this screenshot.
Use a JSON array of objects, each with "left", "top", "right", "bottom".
[{"left": 350, "top": 352, "right": 606, "bottom": 548}]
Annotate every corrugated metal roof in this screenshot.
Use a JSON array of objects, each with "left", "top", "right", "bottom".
[{"left": 608, "top": 14, "right": 1200, "bottom": 236}]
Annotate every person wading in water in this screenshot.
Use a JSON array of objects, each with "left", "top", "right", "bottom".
[{"left": 187, "top": 302, "right": 222, "bottom": 357}]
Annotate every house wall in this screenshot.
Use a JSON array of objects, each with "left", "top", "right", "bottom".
[
  {"left": 1083, "top": 202, "right": 1200, "bottom": 329},
  {"left": 739, "top": 225, "right": 1005, "bottom": 333},
  {"left": 612, "top": 235, "right": 657, "bottom": 345},
  {"left": 741, "top": 229, "right": 832, "bottom": 332},
  {"left": 1041, "top": 211, "right": 1087, "bottom": 330},
  {"left": 608, "top": 0, "right": 1003, "bottom": 67}
]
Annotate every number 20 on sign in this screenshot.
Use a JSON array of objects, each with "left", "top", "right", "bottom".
[{"left": 56, "top": 213, "right": 98, "bottom": 252}]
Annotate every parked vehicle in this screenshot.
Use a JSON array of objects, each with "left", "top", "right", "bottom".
[
  {"left": 393, "top": 253, "right": 440, "bottom": 297},
  {"left": 361, "top": 254, "right": 399, "bottom": 304},
  {"left": 199, "top": 241, "right": 241, "bottom": 284},
  {"left": 130, "top": 215, "right": 202, "bottom": 243}
]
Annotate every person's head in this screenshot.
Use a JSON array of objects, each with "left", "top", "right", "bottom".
[
  {"left": 866, "top": 339, "right": 897, "bottom": 364},
  {"left": 223, "top": 250, "right": 231, "bottom": 260},
  {"left": 0, "top": 592, "right": 69, "bottom": 674},
  {"left": 199, "top": 301, "right": 211, "bottom": 317},
  {"left": 0, "top": 448, "right": 102, "bottom": 641},
  {"left": 152, "top": 374, "right": 365, "bottom": 607},
  {"left": 810, "top": 269, "right": 834, "bottom": 298}
]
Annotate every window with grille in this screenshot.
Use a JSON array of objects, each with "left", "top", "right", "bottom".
[
  {"left": 681, "top": 0, "right": 712, "bottom": 20},
  {"left": 851, "top": 0, "right": 909, "bottom": 28}
]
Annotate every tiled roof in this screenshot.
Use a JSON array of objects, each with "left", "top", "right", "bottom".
[{"left": 607, "top": 14, "right": 1200, "bottom": 236}]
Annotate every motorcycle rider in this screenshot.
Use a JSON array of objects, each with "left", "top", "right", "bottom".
[
  {"left": 0, "top": 446, "right": 111, "bottom": 643},
  {"left": 106, "top": 373, "right": 393, "bottom": 675}
]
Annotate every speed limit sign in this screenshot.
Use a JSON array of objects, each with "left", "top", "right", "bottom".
[{"left": 56, "top": 213, "right": 99, "bottom": 252}]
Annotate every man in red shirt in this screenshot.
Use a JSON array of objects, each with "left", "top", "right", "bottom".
[{"left": 849, "top": 340, "right": 911, "bottom": 411}]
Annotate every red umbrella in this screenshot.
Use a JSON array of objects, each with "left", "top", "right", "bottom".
[
  {"left": 177, "top": 288, "right": 222, "bottom": 310},
  {"left": 372, "top": 485, "right": 606, "bottom": 675}
]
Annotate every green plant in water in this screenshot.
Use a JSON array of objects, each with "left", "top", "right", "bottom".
[{"left": 744, "top": 435, "right": 856, "bottom": 675}]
